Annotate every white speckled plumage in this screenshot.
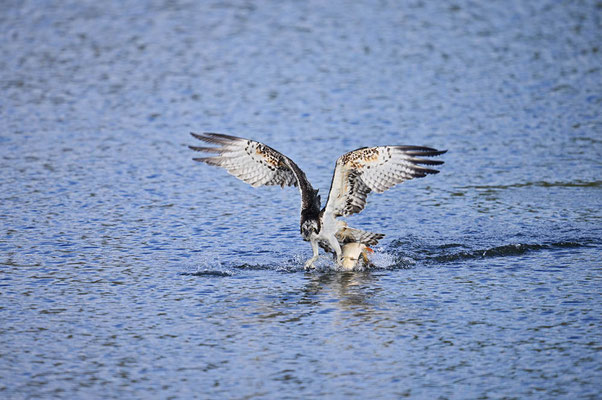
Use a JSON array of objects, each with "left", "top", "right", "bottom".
[
  {"left": 189, "top": 133, "right": 299, "bottom": 188},
  {"left": 325, "top": 146, "right": 446, "bottom": 218},
  {"left": 190, "top": 133, "right": 446, "bottom": 270}
]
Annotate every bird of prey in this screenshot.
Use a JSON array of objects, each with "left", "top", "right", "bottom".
[{"left": 189, "top": 132, "right": 446, "bottom": 270}]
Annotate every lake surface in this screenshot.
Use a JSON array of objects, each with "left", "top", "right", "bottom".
[{"left": 1, "top": 0, "right": 601, "bottom": 398}]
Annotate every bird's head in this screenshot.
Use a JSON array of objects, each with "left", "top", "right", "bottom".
[{"left": 300, "top": 219, "right": 319, "bottom": 240}]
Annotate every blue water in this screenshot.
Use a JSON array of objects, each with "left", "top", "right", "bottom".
[{"left": 1, "top": 0, "right": 601, "bottom": 398}]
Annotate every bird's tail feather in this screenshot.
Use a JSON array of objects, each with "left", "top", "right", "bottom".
[{"left": 336, "top": 227, "right": 384, "bottom": 246}]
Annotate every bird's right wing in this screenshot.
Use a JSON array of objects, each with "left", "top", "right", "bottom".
[
  {"left": 189, "top": 132, "right": 302, "bottom": 188},
  {"left": 189, "top": 132, "right": 318, "bottom": 212}
]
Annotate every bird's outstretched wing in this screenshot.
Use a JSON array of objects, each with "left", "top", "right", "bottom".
[
  {"left": 189, "top": 133, "right": 319, "bottom": 214},
  {"left": 324, "top": 145, "right": 446, "bottom": 218},
  {"left": 189, "top": 132, "right": 301, "bottom": 187}
]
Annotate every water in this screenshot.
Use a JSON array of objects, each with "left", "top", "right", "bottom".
[{"left": 1, "top": 0, "right": 601, "bottom": 398}]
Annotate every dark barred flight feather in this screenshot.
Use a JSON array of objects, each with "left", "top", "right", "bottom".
[
  {"left": 189, "top": 132, "right": 300, "bottom": 188},
  {"left": 324, "top": 145, "right": 447, "bottom": 217},
  {"left": 189, "top": 132, "right": 321, "bottom": 226}
]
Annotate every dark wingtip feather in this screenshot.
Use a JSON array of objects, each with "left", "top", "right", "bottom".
[
  {"left": 397, "top": 146, "right": 447, "bottom": 158},
  {"left": 190, "top": 132, "right": 206, "bottom": 141},
  {"left": 410, "top": 158, "right": 445, "bottom": 166},
  {"left": 422, "top": 168, "right": 440, "bottom": 175},
  {"left": 203, "top": 132, "right": 243, "bottom": 141},
  {"left": 395, "top": 145, "right": 439, "bottom": 152},
  {"left": 188, "top": 145, "right": 221, "bottom": 153},
  {"left": 190, "top": 132, "right": 239, "bottom": 145},
  {"left": 190, "top": 132, "right": 219, "bottom": 144},
  {"left": 427, "top": 149, "right": 447, "bottom": 157},
  {"left": 411, "top": 166, "right": 441, "bottom": 178},
  {"left": 192, "top": 157, "right": 222, "bottom": 166}
]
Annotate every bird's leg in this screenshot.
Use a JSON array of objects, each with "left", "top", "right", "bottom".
[
  {"left": 327, "top": 235, "right": 343, "bottom": 266},
  {"left": 304, "top": 239, "right": 320, "bottom": 270}
]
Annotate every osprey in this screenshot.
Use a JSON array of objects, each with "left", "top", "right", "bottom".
[{"left": 189, "top": 133, "right": 445, "bottom": 270}]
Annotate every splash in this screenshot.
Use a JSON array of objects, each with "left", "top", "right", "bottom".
[
  {"left": 367, "top": 247, "right": 406, "bottom": 270},
  {"left": 389, "top": 235, "right": 594, "bottom": 266},
  {"left": 182, "top": 270, "right": 233, "bottom": 277},
  {"left": 181, "top": 253, "right": 234, "bottom": 277}
]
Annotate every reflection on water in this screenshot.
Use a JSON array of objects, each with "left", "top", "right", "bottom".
[
  {"left": 304, "top": 271, "right": 381, "bottom": 309},
  {"left": 1, "top": 0, "right": 601, "bottom": 398}
]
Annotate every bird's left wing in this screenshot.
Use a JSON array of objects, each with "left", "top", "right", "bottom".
[
  {"left": 189, "top": 132, "right": 300, "bottom": 188},
  {"left": 324, "top": 145, "right": 446, "bottom": 218}
]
